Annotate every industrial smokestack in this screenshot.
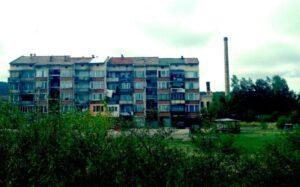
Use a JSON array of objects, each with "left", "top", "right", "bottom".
[
  {"left": 206, "top": 81, "right": 211, "bottom": 94},
  {"left": 224, "top": 37, "right": 230, "bottom": 96}
]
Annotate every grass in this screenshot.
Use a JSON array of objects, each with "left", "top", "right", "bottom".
[
  {"left": 232, "top": 127, "right": 281, "bottom": 153},
  {"left": 165, "top": 125, "right": 283, "bottom": 154}
]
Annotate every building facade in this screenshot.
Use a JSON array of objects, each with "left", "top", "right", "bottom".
[{"left": 8, "top": 55, "right": 200, "bottom": 126}]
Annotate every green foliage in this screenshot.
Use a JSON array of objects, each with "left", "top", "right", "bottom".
[
  {"left": 260, "top": 122, "right": 268, "bottom": 130},
  {"left": 276, "top": 115, "right": 290, "bottom": 129},
  {"left": 1, "top": 101, "right": 300, "bottom": 186},
  {"left": 210, "top": 75, "right": 298, "bottom": 121}
]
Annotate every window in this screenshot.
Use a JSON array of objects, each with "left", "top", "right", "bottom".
[
  {"left": 158, "top": 81, "right": 168, "bottom": 89},
  {"left": 135, "top": 93, "right": 143, "bottom": 100},
  {"left": 76, "top": 83, "right": 89, "bottom": 89},
  {"left": 134, "top": 71, "right": 145, "bottom": 78},
  {"left": 171, "top": 105, "right": 185, "bottom": 112},
  {"left": 61, "top": 81, "right": 72, "bottom": 89},
  {"left": 107, "top": 83, "right": 117, "bottom": 90},
  {"left": 185, "top": 93, "right": 199, "bottom": 101},
  {"left": 171, "top": 93, "right": 184, "bottom": 100},
  {"left": 186, "top": 105, "right": 199, "bottom": 112},
  {"left": 121, "top": 83, "right": 131, "bottom": 89},
  {"left": 134, "top": 82, "right": 144, "bottom": 89},
  {"left": 121, "top": 105, "right": 133, "bottom": 113},
  {"left": 185, "top": 71, "right": 198, "bottom": 78},
  {"left": 76, "top": 94, "right": 89, "bottom": 102},
  {"left": 120, "top": 95, "right": 132, "bottom": 101},
  {"left": 22, "top": 71, "right": 35, "bottom": 78},
  {"left": 135, "top": 104, "right": 144, "bottom": 112},
  {"left": 159, "top": 70, "right": 169, "bottom": 77},
  {"left": 90, "top": 70, "right": 105, "bottom": 77},
  {"left": 61, "top": 92, "right": 73, "bottom": 100},
  {"left": 37, "top": 94, "right": 47, "bottom": 100},
  {"left": 90, "top": 81, "right": 104, "bottom": 89},
  {"left": 36, "top": 81, "right": 47, "bottom": 89},
  {"left": 11, "top": 94, "right": 19, "bottom": 102},
  {"left": 90, "top": 93, "right": 103, "bottom": 101},
  {"left": 76, "top": 71, "right": 89, "bottom": 77},
  {"left": 61, "top": 105, "right": 73, "bottom": 112},
  {"left": 10, "top": 83, "right": 19, "bottom": 90},
  {"left": 158, "top": 105, "right": 170, "bottom": 112},
  {"left": 93, "top": 105, "right": 103, "bottom": 112},
  {"left": 158, "top": 93, "right": 170, "bottom": 100},
  {"left": 61, "top": 70, "right": 73, "bottom": 77},
  {"left": 23, "top": 83, "right": 34, "bottom": 90},
  {"left": 185, "top": 82, "right": 199, "bottom": 89},
  {"left": 108, "top": 106, "right": 118, "bottom": 112},
  {"left": 10, "top": 71, "right": 19, "bottom": 78}
]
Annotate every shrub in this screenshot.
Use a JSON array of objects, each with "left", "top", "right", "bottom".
[
  {"left": 276, "top": 116, "right": 290, "bottom": 129},
  {"left": 260, "top": 122, "right": 268, "bottom": 130}
]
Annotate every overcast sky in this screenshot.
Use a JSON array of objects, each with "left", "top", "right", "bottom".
[{"left": 0, "top": 0, "right": 299, "bottom": 92}]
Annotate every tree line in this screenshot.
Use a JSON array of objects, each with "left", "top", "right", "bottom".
[{"left": 209, "top": 75, "right": 299, "bottom": 124}]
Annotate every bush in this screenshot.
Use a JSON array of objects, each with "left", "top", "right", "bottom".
[
  {"left": 276, "top": 116, "right": 290, "bottom": 129},
  {"left": 260, "top": 122, "right": 268, "bottom": 130},
  {"left": 1, "top": 101, "right": 300, "bottom": 186}
]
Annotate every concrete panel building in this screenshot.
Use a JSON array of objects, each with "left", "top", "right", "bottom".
[{"left": 8, "top": 55, "right": 200, "bottom": 127}]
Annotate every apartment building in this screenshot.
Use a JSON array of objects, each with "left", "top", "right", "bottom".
[{"left": 8, "top": 55, "right": 200, "bottom": 127}]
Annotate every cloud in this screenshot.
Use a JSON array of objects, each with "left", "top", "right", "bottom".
[
  {"left": 143, "top": 24, "right": 214, "bottom": 48},
  {"left": 236, "top": 42, "right": 300, "bottom": 68},
  {"left": 273, "top": 0, "right": 300, "bottom": 36},
  {"left": 233, "top": 41, "right": 300, "bottom": 89},
  {"left": 167, "top": 0, "right": 201, "bottom": 16}
]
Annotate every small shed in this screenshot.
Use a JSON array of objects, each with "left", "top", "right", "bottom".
[
  {"left": 284, "top": 123, "right": 293, "bottom": 131},
  {"left": 214, "top": 118, "right": 240, "bottom": 134}
]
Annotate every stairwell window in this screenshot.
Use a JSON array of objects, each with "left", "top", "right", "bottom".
[
  {"left": 61, "top": 81, "right": 72, "bottom": 89},
  {"left": 135, "top": 105, "right": 144, "bottom": 112},
  {"left": 90, "top": 70, "right": 105, "bottom": 77},
  {"left": 185, "top": 71, "right": 198, "bottom": 78},
  {"left": 159, "top": 70, "right": 169, "bottom": 77},
  {"left": 185, "top": 93, "right": 199, "bottom": 101},
  {"left": 158, "top": 81, "right": 168, "bottom": 89},
  {"left": 134, "top": 70, "right": 145, "bottom": 78},
  {"left": 135, "top": 93, "right": 144, "bottom": 101},
  {"left": 185, "top": 82, "right": 199, "bottom": 89},
  {"left": 134, "top": 82, "right": 144, "bottom": 89},
  {"left": 158, "top": 104, "right": 170, "bottom": 112},
  {"left": 90, "top": 81, "right": 104, "bottom": 89},
  {"left": 121, "top": 83, "right": 131, "bottom": 89},
  {"left": 90, "top": 93, "right": 103, "bottom": 101}
]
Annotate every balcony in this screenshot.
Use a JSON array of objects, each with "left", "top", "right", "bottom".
[
  {"left": 20, "top": 89, "right": 35, "bottom": 94},
  {"left": 8, "top": 77, "right": 20, "bottom": 82},
  {"left": 20, "top": 101, "right": 35, "bottom": 106},
  {"left": 120, "top": 111, "right": 134, "bottom": 116},
  {"left": 171, "top": 88, "right": 185, "bottom": 93},
  {"left": 107, "top": 77, "right": 119, "bottom": 82},
  {"left": 75, "top": 77, "right": 90, "bottom": 81},
  {"left": 119, "top": 100, "right": 133, "bottom": 104},
  {"left": 20, "top": 77, "right": 35, "bottom": 82},
  {"left": 75, "top": 88, "right": 90, "bottom": 92},
  {"left": 171, "top": 100, "right": 185, "bottom": 104}
]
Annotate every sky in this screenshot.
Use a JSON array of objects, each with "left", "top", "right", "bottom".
[{"left": 0, "top": 0, "right": 300, "bottom": 92}]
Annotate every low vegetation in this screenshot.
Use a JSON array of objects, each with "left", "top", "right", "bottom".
[{"left": 1, "top": 100, "right": 300, "bottom": 186}]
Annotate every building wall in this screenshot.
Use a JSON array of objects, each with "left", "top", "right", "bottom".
[{"left": 9, "top": 56, "right": 200, "bottom": 127}]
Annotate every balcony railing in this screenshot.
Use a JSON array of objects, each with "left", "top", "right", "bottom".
[{"left": 107, "top": 77, "right": 119, "bottom": 82}]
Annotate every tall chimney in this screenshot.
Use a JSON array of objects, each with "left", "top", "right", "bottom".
[
  {"left": 206, "top": 81, "right": 211, "bottom": 94},
  {"left": 224, "top": 37, "right": 230, "bottom": 96}
]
